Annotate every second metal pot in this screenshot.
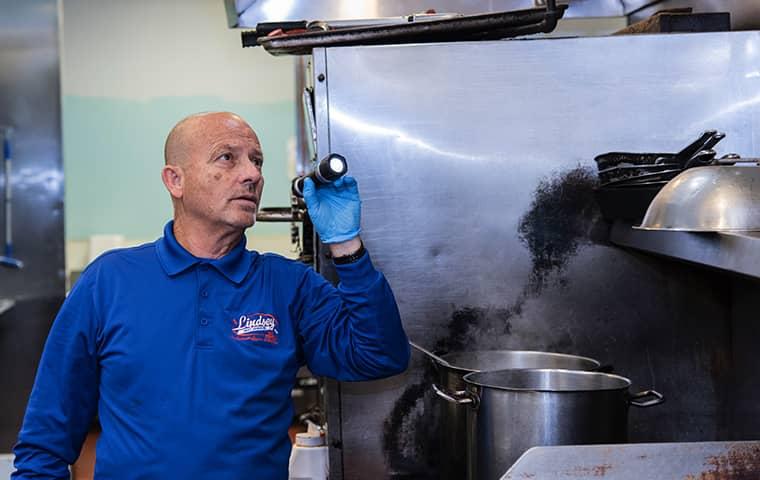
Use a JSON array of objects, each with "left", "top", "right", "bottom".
[
  {"left": 430, "top": 351, "right": 601, "bottom": 480},
  {"left": 456, "top": 368, "right": 664, "bottom": 480}
]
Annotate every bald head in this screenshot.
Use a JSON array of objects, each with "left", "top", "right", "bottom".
[
  {"left": 160, "top": 111, "right": 265, "bottom": 237},
  {"left": 164, "top": 112, "right": 257, "bottom": 166}
]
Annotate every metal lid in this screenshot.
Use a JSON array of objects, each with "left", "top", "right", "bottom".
[
  {"left": 438, "top": 350, "right": 600, "bottom": 375},
  {"left": 463, "top": 368, "right": 631, "bottom": 392},
  {"left": 637, "top": 166, "right": 760, "bottom": 232}
]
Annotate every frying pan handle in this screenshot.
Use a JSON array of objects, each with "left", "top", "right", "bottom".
[
  {"left": 684, "top": 149, "right": 716, "bottom": 170},
  {"left": 432, "top": 383, "right": 479, "bottom": 408},
  {"left": 629, "top": 390, "right": 664, "bottom": 408},
  {"left": 701, "top": 132, "right": 726, "bottom": 151},
  {"left": 676, "top": 130, "right": 717, "bottom": 165}
]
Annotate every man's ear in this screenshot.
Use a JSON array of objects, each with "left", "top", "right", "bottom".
[{"left": 161, "top": 165, "right": 184, "bottom": 199}]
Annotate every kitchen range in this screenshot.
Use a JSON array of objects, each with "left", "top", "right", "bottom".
[
  {"left": 231, "top": 1, "right": 760, "bottom": 477},
  {"left": 303, "top": 34, "right": 760, "bottom": 479}
]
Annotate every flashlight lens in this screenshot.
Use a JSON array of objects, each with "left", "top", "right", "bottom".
[{"left": 329, "top": 156, "right": 345, "bottom": 173}]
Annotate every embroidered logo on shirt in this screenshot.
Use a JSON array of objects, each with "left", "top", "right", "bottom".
[{"left": 231, "top": 313, "right": 279, "bottom": 344}]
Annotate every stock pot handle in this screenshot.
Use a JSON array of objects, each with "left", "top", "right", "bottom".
[
  {"left": 596, "top": 364, "right": 615, "bottom": 373},
  {"left": 629, "top": 390, "right": 665, "bottom": 408},
  {"left": 432, "top": 383, "right": 479, "bottom": 408}
]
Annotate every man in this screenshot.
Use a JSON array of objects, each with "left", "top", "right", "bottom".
[{"left": 12, "top": 112, "right": 410, "bottom": 479}]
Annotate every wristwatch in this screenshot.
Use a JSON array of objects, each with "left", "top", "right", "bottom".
[{"left": 332, "top": 242, "right": 366, "bottom": 265}]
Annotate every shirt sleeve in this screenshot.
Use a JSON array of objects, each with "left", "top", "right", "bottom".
[
  {"left": 292, "top": 252, "right": 410, "bottom": 381},
  {"left": 12, "top": 267, "right": 101, "bottom": 479}
]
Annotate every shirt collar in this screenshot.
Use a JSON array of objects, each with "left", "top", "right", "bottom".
[{"left": 156, "top": 221, "right": 255, "bottom": 284}]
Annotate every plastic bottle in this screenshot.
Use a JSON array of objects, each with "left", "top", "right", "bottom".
[{"left": 288, "top": 427, "right": 329, "bottom": 480}]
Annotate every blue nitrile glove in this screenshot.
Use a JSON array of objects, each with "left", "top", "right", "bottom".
[{"left": 302, "top": 175, "right": 361, "bottom": 244}]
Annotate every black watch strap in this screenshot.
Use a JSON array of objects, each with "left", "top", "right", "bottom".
[{"left": 332, "top": 242, "right": 366, "bottom": 265}]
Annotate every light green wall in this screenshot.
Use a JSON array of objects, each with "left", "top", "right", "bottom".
[
  {"left": 63, "top": 95, "right": 295, "bottom": 240},
  {"left": 60, "top": 0, "right": 297, "bottom": 249}
]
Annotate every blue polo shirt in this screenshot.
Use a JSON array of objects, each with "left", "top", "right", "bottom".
[{"left": 13, "top": 221, "right": 409, "bottom": 480}]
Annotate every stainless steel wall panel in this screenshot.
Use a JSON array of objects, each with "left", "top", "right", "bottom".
[
  {"left": 727, "top": 277, "right": 760, "bottom": 440},
  {"left": 315, "top": 32, "right": 760, "bottom": 478},
  {"left": 0, "top": 0, "right": 65, "bottom": 451},
  {"left": 312, "top": 50, "right": 331, "bottom": 162},
  {"left": 0, "top": 0, "right": 65, "bottom": 299}
]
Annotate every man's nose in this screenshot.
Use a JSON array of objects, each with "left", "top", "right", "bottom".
[{"left": 240, "top": 160, "right": 263, "bottom": 183}]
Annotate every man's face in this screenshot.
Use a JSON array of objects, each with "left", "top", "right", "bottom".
[{"left": 180, "top": 115, "right": 265, "bottom": 230}]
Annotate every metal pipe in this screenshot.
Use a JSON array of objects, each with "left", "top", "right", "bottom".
[{"left": 256, "top": 207, "right": 301, "bottom": 223}]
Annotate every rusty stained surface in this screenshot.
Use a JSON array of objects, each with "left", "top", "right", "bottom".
[
  {"left": 568, "top": 464, "right": 614, "bottom": 477},
  {"left": 512, "top": 463, "right": 614, "bottom": 479},
  {"left": 503, "top": 443, "right": 760, "bottom": 480},
  {"left": 684, "top": 444, "right": 760, "bottom": 480},
  {"left": 542, "top": 461, "right": 616, "bottom": 478}
]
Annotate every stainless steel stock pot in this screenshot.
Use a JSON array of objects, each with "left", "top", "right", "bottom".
[
  {"left": 438, "top": 368, "right": 664, "bottom": 480},
  {"left": 428, "top": 350, "right": 601, "bottom": 480}
]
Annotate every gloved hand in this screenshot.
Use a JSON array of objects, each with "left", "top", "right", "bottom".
[{"left": 302, "top": 176, "right": 361, "bottom": 244}]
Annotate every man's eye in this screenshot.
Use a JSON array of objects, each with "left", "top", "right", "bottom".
[
  {"left": 218, "top": 153, "right": 232, "bottom": 162},
  {"left": 251, "top": 157, "right": 263, "bottom": 167}
]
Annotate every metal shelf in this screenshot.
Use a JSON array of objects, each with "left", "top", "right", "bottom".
[{"left": 610, "top": 221, "right": 760, "bottom": 280}]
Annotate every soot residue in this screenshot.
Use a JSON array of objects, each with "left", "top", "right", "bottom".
[
  {"left": 434, "top": 304, "right": 526, "bottom": 353},
  {"left": 382, "top": 361, "right": 440, "bottom": 479},
  {"left": 518, "top": 166, "right": 603, "bottom": 292},
  {"left": 383, "top": 167, "right": 605, "bottom": 477},
  {"left": 433, "top": 306, "right": 483, "bottom": 353},
  {"left": 384, "top": 306, "right": 525, "bottom": 476}
]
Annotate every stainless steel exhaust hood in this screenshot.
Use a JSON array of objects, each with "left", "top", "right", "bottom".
[{"left": 225, "top": 0, "right": 628, "bottom": 28}]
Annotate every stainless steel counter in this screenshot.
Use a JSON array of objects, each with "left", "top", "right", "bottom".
[{"left": 502, "top": 441, "right": 760, "bottom": 479}]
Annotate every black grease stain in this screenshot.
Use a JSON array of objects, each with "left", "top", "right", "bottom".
[
  {"left": 382, "top": 166, "right": 605, "bottom": 477},
  {"left": 382, "top": 361, "right": 440, "bottom": 479},
  {"left": 517, "top": 166, "right": 605, "bottom": 293},
  {"left": 433, "top": 306, "right": 484, "bottom": 353},
  {"left": 383, "top": 306, "right": 525, "bottom": 476},
  {"left": 437, "top": 303, "right": 527, "bottom": 353}
]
